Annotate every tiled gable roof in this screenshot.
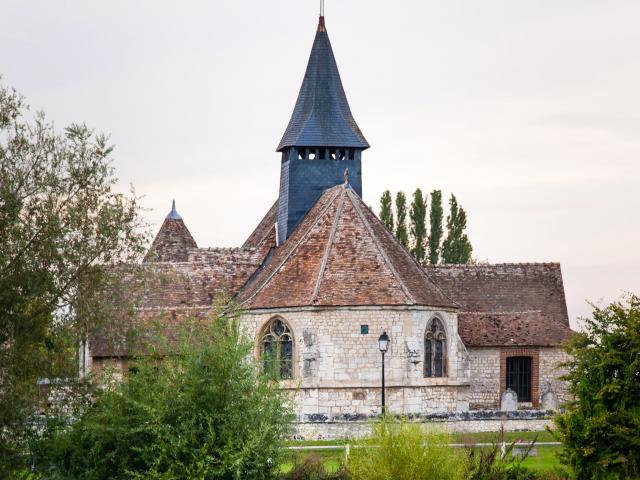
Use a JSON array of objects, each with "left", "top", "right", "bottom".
[
  {"left": 276, "top": 17, "right": 369, "bottom": 152},
  {"left": 458, "top": 311, "right": 572, "bottom": 347},
  {"left": 238, "top": 185, "right": 456, "bottom": 309},
  {"left": 427, "top": 263, "right": 572, "bottom": 346},
  {"left": 242, "top": 200, "right": 277, "bottom": 256},
  {"left": 139, "top": 248, "right": 265, "bottom": 310}
]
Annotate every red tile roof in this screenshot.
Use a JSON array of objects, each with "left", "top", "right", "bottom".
[
  {"left": 138, "top": 248, "right": 265, "bottom": 309},
  {"left": 238, "top": 185, "right": 456, "bottom": 309},
  {"left": 458, "top": 311, "right": 572, "bottom": 347},
  {"left": 427, "top": 263, "right": 572, "bottom": 346},
  {"left": 242, "top": 200, "right": 277, "bottom": 253},
  {"left": 145, "top": 216, "right": 197, "bottom": 262}
]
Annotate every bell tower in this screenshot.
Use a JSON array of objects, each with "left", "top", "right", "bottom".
[{"left": 276, "top": 15, "right": 369, "bottom": 242}]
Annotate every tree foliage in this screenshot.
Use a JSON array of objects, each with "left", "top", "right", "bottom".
[
  {"left": 442, "top": 194, "right": 473, "bottom": 264},
  {"left": 378, "top": 189, "right": 473, "bottom": 265},
  {"left": 31, "top": 304, "right": 294, "bottom": 479},
  {"left": 554, "top": 295, "right": 640, "bottom": 479},
  {"left": 428, "top": 190, "right": 443, "bottom": 265},
  {"left": 379, "top": 190, "right": 394, "bottom": 232},
  {"left": 0, "top": 80, "right": 148, "bottom": 472},
  {"left": 409, "top": 188, "right": 427, "bottom": 264},
  {"left": 394, "top": 192, "right": 409, "bottom": 248}
]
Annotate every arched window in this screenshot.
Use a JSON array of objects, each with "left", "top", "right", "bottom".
[
  {"left": 424, "top": 318, "right": 447, "bottom": 378},
  {"left": 261, "top": 318, "right": 293, "bottom": 380}
]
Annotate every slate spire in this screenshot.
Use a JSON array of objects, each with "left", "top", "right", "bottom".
[
  {"left": 277, "top": 16, "right": 369, "bottom": 151},
  {"left": 276, "top": 15, "right": 369, "bottom": 242}
]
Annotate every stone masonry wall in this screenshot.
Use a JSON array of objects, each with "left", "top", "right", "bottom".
[
  {"left": 242, "top": 306, "right": 471, "bottom": 419},
  {"left": 468, "top": 348, "right": 501, "bottom": 409},
  {"left": 539, "top": 347, "right": 571, "bottom": 404},
  {"left": 469, "top": 347, "right": 570, "bottom": 409}
]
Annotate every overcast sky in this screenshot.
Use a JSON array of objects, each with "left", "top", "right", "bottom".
[{"left": 2, "top": 1, "right": 639, "bottom": 328}]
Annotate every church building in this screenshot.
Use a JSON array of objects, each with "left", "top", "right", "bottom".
[{"left": 89, "top": 14, "right": 573, "bottom": 437}]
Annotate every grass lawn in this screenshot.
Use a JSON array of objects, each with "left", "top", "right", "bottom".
[{"left": 283, "top": 431, "right": 565, "bottom": 475}]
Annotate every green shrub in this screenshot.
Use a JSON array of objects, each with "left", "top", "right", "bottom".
[
  {"left": 30, "top": 304, "right": 294, "bottom": 479},
  {"left": 284, "top": 454, "right": 350, "bottom": 480},
  {"left": 347, "top": 417, "right": 467, "bottom": 480},
  {"left": 554, "top": 295, "right": 640, "bottom": 479}
]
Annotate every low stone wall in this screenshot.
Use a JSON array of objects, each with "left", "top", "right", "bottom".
[{"left": 292, "top": 410, "right": 555, "bottom": 440}]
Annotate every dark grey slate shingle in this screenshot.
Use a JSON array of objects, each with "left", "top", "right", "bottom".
[{"left": 277, "top": 17, "right": 369, "bottom": 152}]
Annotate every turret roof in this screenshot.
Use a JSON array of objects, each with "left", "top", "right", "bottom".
[{"left": 145, "top": 201, "right": 197, "bottom": 262}]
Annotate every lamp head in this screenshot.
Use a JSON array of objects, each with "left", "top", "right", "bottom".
[{"left": 378, "top": 331, "right": 390, "bottom": 353}]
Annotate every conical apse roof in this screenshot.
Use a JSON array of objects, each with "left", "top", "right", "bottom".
[{"left": 238, "top": 185, "right": 456, "bottom": 310}]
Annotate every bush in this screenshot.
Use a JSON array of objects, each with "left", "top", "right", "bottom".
[
  {"left": 30, "top": 304, "right": 294, "bottom": 479},
  {"left": 554, "top": 295, "right": 640, "bottom": 479},
  {"left": 284, "top": 454, "right": 350, "bottom": 480},
  {"left": 347, "top": 417, "right": 467, "bottom": 480},
  {"left": 466, "top": 428, "right": 537, "bottom": 480}
]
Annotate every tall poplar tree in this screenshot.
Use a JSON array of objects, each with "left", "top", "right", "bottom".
[
  {"left": 395, "top": 192, "right": 409, "bottom": 248},
  {"left": 428, "top": 190, "right": 444, "bottom": 265},
  {"left": 409, "top": 188, "right": 427, "bottom": 264},
  {"left": 379, "top": 190, "right": 394, "bottom": 232},
  {"left": 442, "top": 194, "right": 473, "bottom": 264}
]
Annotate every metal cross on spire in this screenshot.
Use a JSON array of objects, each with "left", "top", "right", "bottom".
[{"left": 320, "top": 0, "right": 324, "bottom": 17}]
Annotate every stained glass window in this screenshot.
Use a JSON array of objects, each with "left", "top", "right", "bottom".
[
  {"left": 424, "top": 318, "right": 447, "bottom": 378},
  {"left": 261, "top": 318, "right": 293, "bottom": 380}
]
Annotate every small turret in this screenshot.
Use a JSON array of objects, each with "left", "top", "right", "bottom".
[{"left": 145, "top": 200, "right": 197, "bottom": 262}]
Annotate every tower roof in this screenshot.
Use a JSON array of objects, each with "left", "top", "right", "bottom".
[{"left": 276, "top": 16, "right": 369, "bottom": 152}]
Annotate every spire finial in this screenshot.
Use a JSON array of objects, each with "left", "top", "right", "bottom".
[
  {"left": 167, "top": 199, "right": 182, "bottom": 220},
  {"left": 343, "top": 168, "right": 349, "bottom": 185},
  {"left": 317, "top": 0, "right": 326, "bottom": 32}
]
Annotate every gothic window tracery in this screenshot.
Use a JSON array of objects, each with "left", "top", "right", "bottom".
[
  {"left": 424, "top": 318, "right": 447, "bottom": 378},
  {"left": 261, "top": 318, "right": 293, "bottom": 380}
]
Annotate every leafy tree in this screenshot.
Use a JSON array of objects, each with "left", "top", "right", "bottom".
[
  {"left": 379, "top": 190, "right": 394, "bottom": 232},
  {"left": 0, "top": 80, "right": 147, "bottom": 473},
  {"left": 394, "top": 192, "right": 409, "bottom": 248},
  {"left": 441, "top": 194, "right": 472, "bottom": 264},
  {"left": 554, "top": 295, "right": 640, "bottom": 479},
  {"left": 409, "top": 188, "right": 427, "bottom": 264},
  {"left": 428, "top": 190, "right": 444, "bottom": 265},
  {"left": 31, "top": 303, "right": 294, "bottom": 479}
]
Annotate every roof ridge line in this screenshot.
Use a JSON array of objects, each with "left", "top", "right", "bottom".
[
  {"left": 461, "top": 309, "right": 544, "bottom": 315},
  {"left": 311, "top": 186, "right": 347, "bottom": 304},
  {"left": 239, "top": 187, "right": 343, "bottom": 308},
  {"left": 346, "top": 188, "right": 416, "bottom": 304}
]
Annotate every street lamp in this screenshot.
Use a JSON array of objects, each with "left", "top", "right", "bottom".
[{"left": 378, "top": 331, "right": 390, "bottom": 415}]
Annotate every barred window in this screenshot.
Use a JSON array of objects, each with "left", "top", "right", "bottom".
[
  {"left": 506, "top": 356, "right": 532, "bottom": 402},
  {"left": 261, "top": 318, "right": 293, "bottom": 380},
  {"left": 424, "top": 318, "right": 447, "bottom": 378}
]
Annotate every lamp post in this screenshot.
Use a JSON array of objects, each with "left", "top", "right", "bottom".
[{"left": 378, "top": 331, "right": 390, "bottom": 416}]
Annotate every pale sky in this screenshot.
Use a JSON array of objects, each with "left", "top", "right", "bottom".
[{"left": 2, "top": 1, "right": 639, "bottom": 328}]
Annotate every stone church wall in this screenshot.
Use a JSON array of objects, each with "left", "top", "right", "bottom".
[
  {"left": 468, "top": 346, "right": 570, "bottom": 410},
  {"left": 241, "top": 306, "right": 471, "bottom": 419}
]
